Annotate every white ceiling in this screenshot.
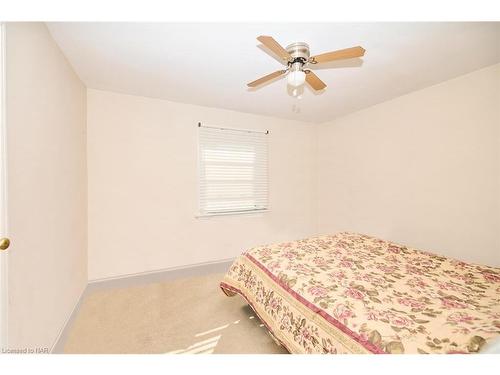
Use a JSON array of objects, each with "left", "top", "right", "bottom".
[{"left": 47, "top": 22, "right": 500, "bottom": 123}]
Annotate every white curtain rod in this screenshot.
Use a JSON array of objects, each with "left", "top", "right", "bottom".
[{"left": 198, "top": 122, "right": 269, "bottom": 135}]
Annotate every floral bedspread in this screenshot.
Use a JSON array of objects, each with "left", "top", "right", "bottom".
[{"left": 220, "top": 232, "right": 500, "bottom": 354}]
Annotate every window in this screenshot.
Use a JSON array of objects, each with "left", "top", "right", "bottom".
[{"left": 198, "top": 124, "right": 268, "bottom": 216}]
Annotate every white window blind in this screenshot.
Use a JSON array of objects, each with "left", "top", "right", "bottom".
[{"left": 198, "top": 124, "right": 269, "bottom": 215}]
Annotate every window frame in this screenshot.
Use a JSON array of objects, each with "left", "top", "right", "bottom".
[{"left": 196, "top": 123, "right": 269, "bottom": 218}]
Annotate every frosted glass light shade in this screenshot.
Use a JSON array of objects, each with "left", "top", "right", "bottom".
[{"left": 287, "top": 70, "right": 306, "bottom": 87}]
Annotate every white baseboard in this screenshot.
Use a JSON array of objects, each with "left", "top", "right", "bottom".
[
  {"left": 50, "top": 285, "right": 87, "bottom": 354},
  {"left": 87, "top": 257, "right": 235, "bottom": 291}
]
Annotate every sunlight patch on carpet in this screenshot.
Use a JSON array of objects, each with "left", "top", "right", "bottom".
[{"left": 166, "top": 314, "right": 257, "bottom": 354}]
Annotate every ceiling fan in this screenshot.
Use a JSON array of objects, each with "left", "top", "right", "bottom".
[{"left": 247, "top": 35, "right": 365, "bottom": 92}]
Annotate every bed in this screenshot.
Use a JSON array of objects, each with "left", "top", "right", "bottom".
[{"left": 220, "top": 232, "right": 500, "bottom": 354}]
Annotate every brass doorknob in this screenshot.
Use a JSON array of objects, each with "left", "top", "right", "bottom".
[{"left": 0, "top": 238, "right": 10, "bottom": 251}]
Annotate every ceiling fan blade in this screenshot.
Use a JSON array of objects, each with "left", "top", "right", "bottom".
[
  {"left": 305, "top": 70, "right": 327, "bottom": 91},
  {"left": 310, "top": 46, "right": 365, "bottom": 64},
  {"left": 257, "top": 35, "right": 292, "bottom": 62},
  {"left": 247, "top": 70, "right": 287, "bottom": 87}
]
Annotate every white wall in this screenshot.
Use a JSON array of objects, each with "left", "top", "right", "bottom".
[
  {"left": 6, "top": 23, "right": 87, "bottom": 349},
  {"left": 88, "top": 64, "right": 500, "bottom": 280},
  {"left": 87, "top": 89, "right": 317, "bottom": 280},
  {"left": 317, "top": 64, "right": 500, "bottom": 266}
]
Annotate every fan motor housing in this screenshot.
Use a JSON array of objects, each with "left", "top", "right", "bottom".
[{"left": 286, "top": 42, "right": 310, "bottom": 63}]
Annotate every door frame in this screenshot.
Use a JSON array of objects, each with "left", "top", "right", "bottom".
[{"left": 0, "top": 21, "right": 9, "bottom": 350}]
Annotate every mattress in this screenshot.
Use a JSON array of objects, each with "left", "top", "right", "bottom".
[{"left": 220, "top": 232, "right": 500, "bottom": 354}]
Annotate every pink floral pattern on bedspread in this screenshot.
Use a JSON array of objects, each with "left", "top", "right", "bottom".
[{"left": 221, "top": 232, "right": 500, "bottom": 354}]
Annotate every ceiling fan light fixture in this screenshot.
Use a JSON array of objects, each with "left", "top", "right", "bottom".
[
  {"left": 287, "top": 63, "right": 306, "bottom": 87},
  {"left": 287, "top": 70, "right": 306, "bottom": 87}
]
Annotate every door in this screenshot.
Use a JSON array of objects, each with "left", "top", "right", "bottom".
[{"left": 0, "top": 22, "right": 9, "bottom": 350}]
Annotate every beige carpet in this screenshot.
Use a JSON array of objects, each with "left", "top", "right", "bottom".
[{"left": 63, "top": 272, "right": 288, "bottom": 354}]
